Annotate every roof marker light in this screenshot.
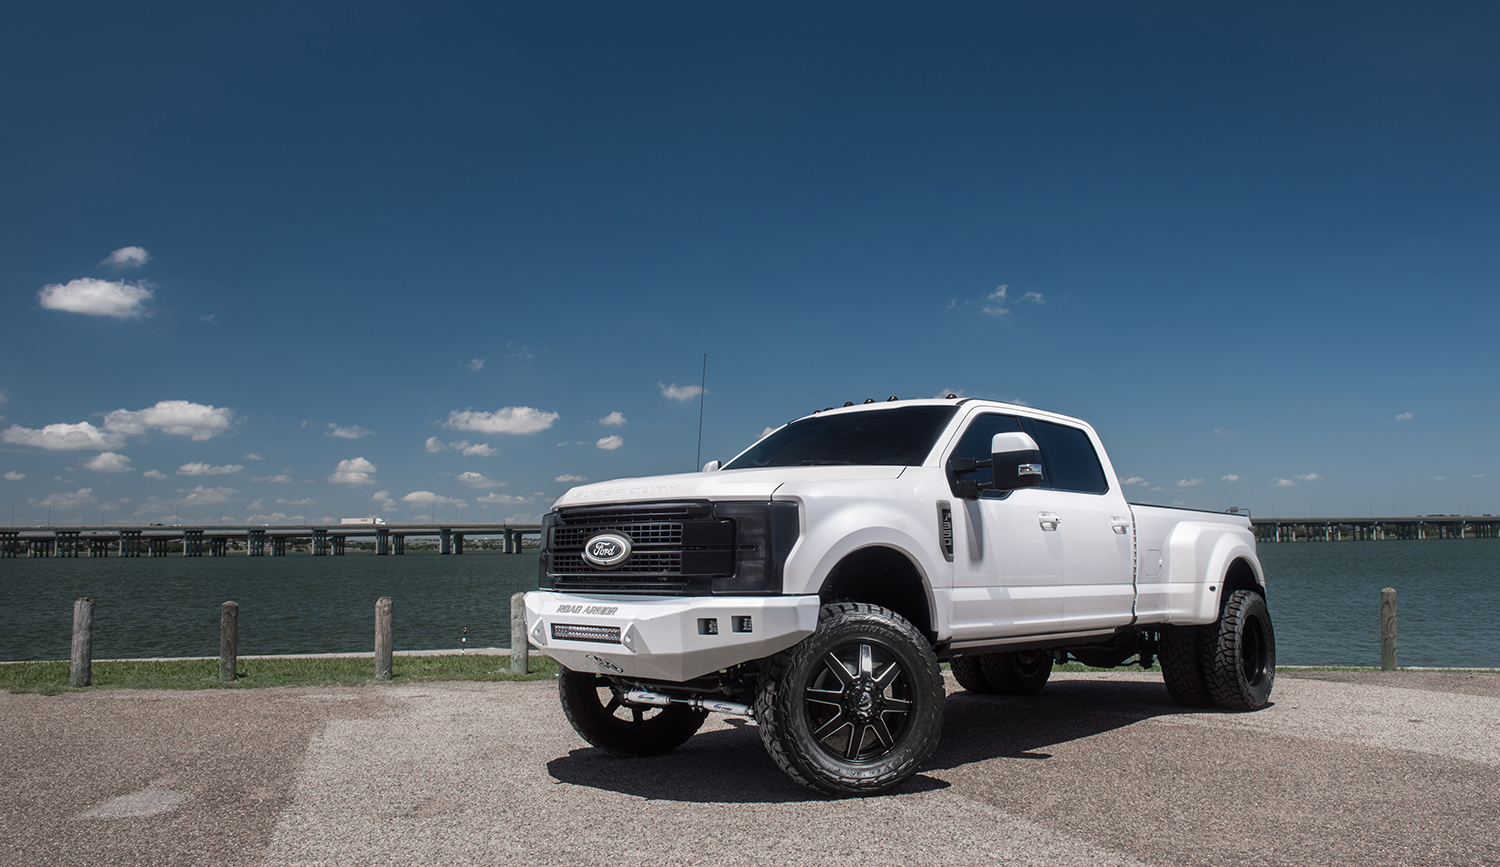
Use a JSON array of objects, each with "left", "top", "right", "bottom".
[
  {"left": 843, "top": 402, "right": 854, "bottom": 407},
  {"left": 863, "top": 398, "right": 875, "bottom": 404},
  {"left": 887, "top": 396, "right": 898, "bottom": 401}
]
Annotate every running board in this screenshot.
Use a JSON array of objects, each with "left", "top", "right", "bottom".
[{"left": 946, "top": 628, "right": 1119, "bottom": 656}]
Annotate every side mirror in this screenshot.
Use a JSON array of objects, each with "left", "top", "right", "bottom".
[
  {"left": 990, "top": 432, "right": 1042, "bottom": 492},
  {"left": 701, "top": 460, "right": 721, "bottom": 473}
]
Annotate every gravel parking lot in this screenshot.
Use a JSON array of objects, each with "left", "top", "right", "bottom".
[{"left": 2, "top": 670, "right": 1497, "bottom": 867}]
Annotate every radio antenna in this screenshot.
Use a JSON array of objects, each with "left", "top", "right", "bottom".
[{"left": 695, "top": 354, "right": 707, "bottom": 471}]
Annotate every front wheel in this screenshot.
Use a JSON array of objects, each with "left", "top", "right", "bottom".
[
  {"left": 756, "top": 602, "right": 945, "bottom": 796},
  {"left": 1202, "top": 590, "right": 1276, "bottom": 710},
  {"left": 557, "top": 668, "right": 707, "bottom": 757}
]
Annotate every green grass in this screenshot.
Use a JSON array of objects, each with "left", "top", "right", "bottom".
[{"left": 0, "top": 653, "right": 560, "bottom": 695}]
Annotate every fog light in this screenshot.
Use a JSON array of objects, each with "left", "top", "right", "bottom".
[
  {"left": 698, "top": 618, "right": 719, "bottom": 635},
  {"left": 732, "top": 616, "right": 753, "bottom": 633}
]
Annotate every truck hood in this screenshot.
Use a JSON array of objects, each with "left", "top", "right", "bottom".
[{"left": 553, "top": 465, "right": 908, "bottom": 509}]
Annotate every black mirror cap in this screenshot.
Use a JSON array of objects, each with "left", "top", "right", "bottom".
[{"left": 990, "top": 449, "right": 1043, "bottom": 491}]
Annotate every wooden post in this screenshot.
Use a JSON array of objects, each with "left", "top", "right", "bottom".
[
  {"left": 374, "top": 596, "right": 393, "bottom": 680},
  {"left": 510, "top": 592, "right": 529, "bottom": 675},
  {"left": 1381, "top": 587, "right": 1398, "bottom": 671},
  {"left": 70, "top": 598, "right": 94, "bottom": 687},
  {"left": 220, "top": 601, "right": 238, "bottom": 682}
]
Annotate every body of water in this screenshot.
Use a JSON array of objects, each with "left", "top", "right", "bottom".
[{"left": 2, "top": 540, "right": 1496, "bottom": 667}]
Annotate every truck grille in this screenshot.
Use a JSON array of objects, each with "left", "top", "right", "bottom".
[{"left": 544, "top": 502, "right": 734, "bottom": 595}]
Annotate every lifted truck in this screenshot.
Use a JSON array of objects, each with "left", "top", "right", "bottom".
[{"left": 524, "top": 397, "right": 1274, "bottom": 795}]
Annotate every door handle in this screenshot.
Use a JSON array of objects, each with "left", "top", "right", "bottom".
[
  {"left": 1038, "top": 512, "right": 1061, "bottom": 531},
  {"left": 1111, "top": 517, "right": 1131, "bottom": 535}
]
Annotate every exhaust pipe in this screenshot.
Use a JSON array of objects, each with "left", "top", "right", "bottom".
[{"left": 624, "top": 689, "right": 753, "bottom": 718}]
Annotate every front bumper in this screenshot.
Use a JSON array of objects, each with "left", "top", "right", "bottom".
[{"left": 524, "top": 591, "right": 820, "bottom": 682}]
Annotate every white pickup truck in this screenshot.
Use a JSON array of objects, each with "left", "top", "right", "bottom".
[{"left": 524, "top": 397, "right": 1274, "bottom": 795}]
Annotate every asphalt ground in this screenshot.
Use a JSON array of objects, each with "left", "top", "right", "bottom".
[{"left": 2, "top": 670, "right": 1497, "bottom": 867}]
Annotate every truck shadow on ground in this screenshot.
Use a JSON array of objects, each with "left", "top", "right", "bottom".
[{"left": 546, "top": 677, "right": 1219, "bottom": 803}]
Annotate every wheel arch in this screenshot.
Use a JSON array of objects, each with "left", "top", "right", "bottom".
[{"left": 816, "top": 544, "right": 936, "bottom": 643}]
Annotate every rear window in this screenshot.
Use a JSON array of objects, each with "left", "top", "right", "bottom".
[{"left": 725, "top": 406, "right": 959, "bottom": 469}]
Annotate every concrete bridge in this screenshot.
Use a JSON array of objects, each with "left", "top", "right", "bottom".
[
  {"left": 0, "top": 523, "right": 542, "bottom": 558},
  {"left": 1250, "top": 515, "right": 1500, "bottom": 542}
]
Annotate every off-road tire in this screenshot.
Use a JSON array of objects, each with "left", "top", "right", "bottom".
[
  {"left": 557, "top": 667, "right": 707, "bottom": 757},
  {"left": 979, "top": 650, "right": 1053, "bottom": 695},
  {"left": 1202, "top": 590, "right": 1276, "bottom": 711},
  {"left": 755, "top": 602, "right": 945, "bottom": 796},
  {"left": 949, "top": 654, "right": 995, "bottom": 693},
  {"left": 1159, "top": 625, "right": 1212, "bottom": 708}
]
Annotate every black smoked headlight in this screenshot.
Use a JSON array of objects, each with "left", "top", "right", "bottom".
[
  {"left": 711, "top": 502, "right": 799, "bottom": 595},
  {"left": 537, "top": 511, "right": 557, "bottom": 589}
]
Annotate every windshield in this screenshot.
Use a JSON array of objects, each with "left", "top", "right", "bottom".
[{"left": 724, "top": 406, "right": 959, "bottom": 469}]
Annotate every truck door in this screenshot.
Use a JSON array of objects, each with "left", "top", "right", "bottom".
[
  {"left": 945, "top": 412, "right": 1067, "bottom": 640},
  {"left": 1021, "top": 419, "right": 1136, "bottom": 632}
]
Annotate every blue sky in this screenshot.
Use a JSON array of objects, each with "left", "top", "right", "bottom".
[{"left": 3, "top": 2, "right": 1497, "bottom": 526}]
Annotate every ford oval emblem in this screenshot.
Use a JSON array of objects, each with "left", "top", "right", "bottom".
[{"left": 582, "top": 532, "right": 632, "bottom": 569}]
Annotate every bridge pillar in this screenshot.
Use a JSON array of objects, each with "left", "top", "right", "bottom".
[
  {"left": 505, "top": 530, "right": 516, "bottom": 554},
  {"left": 392, "top": 534, "right": 405, "bottom": 555},
  {"left": 440, "top": 528, "right": 451, "bottom": 555},
  {"left": 209, "top": 536, "right": 229, "bottom": 557},
  {"left": 272, "top": 535, "right": 287, "bottom": 556},
  {"left": 332, "top": 534, "right": 346, "bottom": 555},
  {"left": 312, "top": 528, "right": 329, "bottom": 556},
  {"left": 183, "top": 529, "right": 204, "bottom": 557},
  {"left": 376, "top": 527, "right": 390, "bottom": 555},
  {"left": 0, "top": 530, "right": 17, "bottom": 558},
  {"left": 248, "top": 529, "right": 266, "bottom": 556},
  {"left": 453, "top": 533, "right": 464, "bottom": 555}
]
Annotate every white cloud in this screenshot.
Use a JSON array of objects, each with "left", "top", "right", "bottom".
[
  {"left": 3, "top": 471, "right": 24, "bottom": 481},
  {"left": 246, "top": 512, "right": 293, "bottom": 523},
  {"left": 325, "top": 423, "right": 373, "bottom": 439},
  {"left": 554, "top": 474, "right": 587, "bottom": 483},
  {"left": 1177, "top": 478, "right": 1204, "bottom": 488},
  {"left": 244, "top": 453, "right": 263, "bottom": 461},
  {"left": 468, "top": 358, "right": 485, "bottom": 371},
  {"left": 760, "top": 426, "right": 779, "bottom": 439},
  {"left": 3, "top": 421, "right": 126, "bottom": 451},
  {"left": 103, "top": 400, "right": 233, "bottom": 440},
  {"left": 425, "top": 436, "right": 446, "bottom": 453},
  {"left": 32, "top": 488, "right": 97, "bottom": 509},
  {"left": 328, "top": 457, "right": 377, "bottom": 485},
  {"left": 1295, "top": 473, "right": 1320, "bottom": 482},
  {"left": 373, "top": 490, "right": 398, "bottom": 513},
  {"left": 460, "top": 442, "right": 496, "bottom": 457},
  {"left": 660, "top": 383, "right": 704, "bottom": 402},
  {"left": 599, "top": 411, "right": 627, "bottom": 426},
  {"left": 1121, "top": 477, "right": 1147, "bottom": 486},
  {"left": 477, "top": 492, "right": 533, "bottom": 505},
  {"left": 1395, "top": 412, "right": 1414, "bottom": 421},
  {"left": 1272, "top": 478, "right": 1299, "bottom": 487},
  {"left": 177, "top": 462, "right": 242, "bottom": 476},
  {"left": 1221, "top": 474, "right": 1241, "bottom": 482},
  {"left": 400, "top": 491, "right": 467, "bottom": 508},
  {"left": 456, "top": 471, "right": 506, "bottom": 489},
  {"left": 425, "top": 436, "right": 495, "bottom": 456},
  {"left": 1020, "top": 291, "right": 1045, "bottom": 304},
  {"left": 180, "top": 485, "right": 237, "bottom": 506},
  {"left": 38, "top": 278, "right": 153, "bottom": 318},
  {"left": 199, "top": 314, "right": 216, "bottom": 323},
  {"left": 266, "top": 474, "right": 293, "bottom": 483},
  {"left": 596, "top": 435, "right": 624, "bottom": 451},
  {"left": 102, "top": 246, "right": 151, "bottom": 268},
  {"left": 507, "top": 343, "right": 534, "bottom": 360},
  {"left": 84, "top": 452, "right": 133, "bottom": 473},
  {"left": 142, "top": 469, "right": 168, "bottom": 480},
  {"left": 277, "top": 497, "right": 315, "bottom": 506},
  {"left": 982, "top": 285, "right": 1009, "bottom": 316},
  {"left": 444, "top": 406, "right": 558, "bottom": 435}
]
